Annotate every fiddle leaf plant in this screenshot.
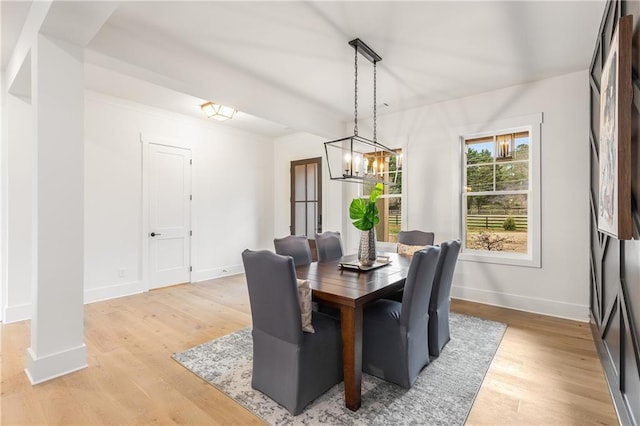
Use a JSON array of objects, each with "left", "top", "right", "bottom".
[{"left": 349, "top": 183, "right": 384, "bottom": 231}]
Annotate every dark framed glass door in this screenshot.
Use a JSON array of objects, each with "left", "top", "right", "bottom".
[{"left": 290, "top": 157, "right": 322, "bottom": 239}]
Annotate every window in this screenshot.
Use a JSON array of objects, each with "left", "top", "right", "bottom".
[
  {"left": 459, "top": 113, "right": 541, "bottom": 267},
  {"left": 363, "top": 148, "right": 403, "bottom": 242}
]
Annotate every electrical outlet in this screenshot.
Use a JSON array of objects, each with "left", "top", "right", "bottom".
[{"left": 118, "top": 269, "right": 125, "bottom": 278}]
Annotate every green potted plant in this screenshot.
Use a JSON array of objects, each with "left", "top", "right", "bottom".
[{"left": 349, "top": 182, "right": 384, "bottom": 266}]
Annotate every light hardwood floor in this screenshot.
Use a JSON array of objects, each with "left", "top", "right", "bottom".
[{"left": 2, "top": 276, "right": 618, "bottom": 425}]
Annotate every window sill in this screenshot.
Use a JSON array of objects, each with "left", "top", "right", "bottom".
[{"left": 459, "top": 250, "right": 541, "bottom": 268}]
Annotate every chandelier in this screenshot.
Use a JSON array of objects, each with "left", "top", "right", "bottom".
[{"left": 324, "top": 39, "right": 399, "bottom": 185}]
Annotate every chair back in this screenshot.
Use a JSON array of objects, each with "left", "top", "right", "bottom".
[
  {"left": 397, "top": 230, "right": 435, "bottom": 246},
  {"left": 400, "top": 246, "right": 441, "bottom": 327},
  {"left": 242, "top": 249, "right": 302, "bottom": 344},
  {"left": 315, "top": 231, "right": 343, "bottom": 262},
  {"left": 430, "top": 240, "right": 461, "bottom": 310},
  {"left": 273, "top": 235, "right": 312, "bottom": 266}
]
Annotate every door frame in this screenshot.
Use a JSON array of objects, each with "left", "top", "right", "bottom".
[
  {"left": 140, "top": 133, "right": 192, "bottom": 291},
  {"left": 290, "top": 157, "right": 323, "bottom": 236}
]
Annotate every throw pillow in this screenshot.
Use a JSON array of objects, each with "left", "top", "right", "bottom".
[
  {"left": 297, "top": 279, "right": 315, "bottom": 333},
  {"left": 398, "top": 243, "right": 426, "bottom": 256}
]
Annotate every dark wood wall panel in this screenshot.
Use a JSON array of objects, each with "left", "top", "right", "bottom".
[{"left": 590, "top": 2, "right": 639, "bottom": 425}]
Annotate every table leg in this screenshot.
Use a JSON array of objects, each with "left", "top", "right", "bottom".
[{"left": 340, "top": 304, "right": 363, "bottom": 411}]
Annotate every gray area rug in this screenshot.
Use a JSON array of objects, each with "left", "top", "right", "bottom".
[{"left": 173, "top": 312, "right": 506, "bottom": 425}]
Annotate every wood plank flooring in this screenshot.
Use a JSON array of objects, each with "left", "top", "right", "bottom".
[
  {"left": 1, "top": 276, "right": 618, "bottom": 425},
  {"left": 454, "top": 300, "right": 618, "bottom": 425}
]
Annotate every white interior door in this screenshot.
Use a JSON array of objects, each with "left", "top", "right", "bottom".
[{"left": 149, "top": 144, "right": 191, "bottom": 289}]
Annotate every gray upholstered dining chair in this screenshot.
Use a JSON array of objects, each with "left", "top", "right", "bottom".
[
  {"left": 314, "top": 231, "right": 343, "bottom": 262},
  {"left": 273, "top": 235, "right": 312, "bottom": 266},
  {"left": 429, "top": 239, "right": 461, "bottom": 357},
  {"left": 241, "top": 249, "right": 343, "bottom": 415},
  {"left": 397, "top": 230, "right": 435, "bottom": 246},
  {"left": 385, "top": 228, "right": 435, "bottom": 301},
  {"left": 362, "top": 246, "right": 441, "bottom": 389}
]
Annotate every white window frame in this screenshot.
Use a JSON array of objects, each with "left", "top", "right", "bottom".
[
  {"left": 359, "top": 144, "right": 405, "bottom": 248},
  {"left": 457, "top": 113, "right": 542, "bottom": 268}
]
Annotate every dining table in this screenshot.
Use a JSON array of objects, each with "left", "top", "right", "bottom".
[{"left": 295, "top": 252, "right": 412, "bottom": 411}]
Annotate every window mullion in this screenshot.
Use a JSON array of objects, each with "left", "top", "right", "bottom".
[{"left": 492, "top": 135, "right": 497, "bottom": 191}]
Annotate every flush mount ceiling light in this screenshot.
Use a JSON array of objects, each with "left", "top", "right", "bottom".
[
  {"left": 200, "top": 101, "right": 237, "bottom": 121},
  {"left": 324, "top": 39, "right": 399, "bottom": 185}
]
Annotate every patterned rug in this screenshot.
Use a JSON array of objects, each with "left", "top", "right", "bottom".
[{"left": 173, "top": 312, "right": 506, "bottom": 425}]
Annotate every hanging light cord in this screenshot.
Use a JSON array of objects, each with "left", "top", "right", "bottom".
[{"left": 354, "top": 46, "right": 359, "bottom": 136}]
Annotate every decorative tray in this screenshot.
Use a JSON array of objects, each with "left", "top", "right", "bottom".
[{"left": 339, "top": 256, "right": 391, "bottom": 271}]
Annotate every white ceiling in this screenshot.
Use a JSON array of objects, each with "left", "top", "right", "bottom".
[{"left": 2, "top": 1, "right": 606, "bottom": 138}]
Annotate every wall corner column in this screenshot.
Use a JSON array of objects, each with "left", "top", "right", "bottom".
[{"left": 25, "top": 33, "right": 86, "bottom": 384}]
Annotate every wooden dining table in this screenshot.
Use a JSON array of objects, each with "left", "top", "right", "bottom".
[{"left": 295, "top": 252, "right": 412, "bottom": 411}]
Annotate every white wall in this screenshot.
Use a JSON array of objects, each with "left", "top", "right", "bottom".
[
  {"left": 5, "top": 70, "right": 590, "bottom": 322},
  {"left": 272, "top": 132, "right": 344, "bottom": 240},
  {"left": 3, "top": 87, "right": 277, "bottom": 319},
  {"left": 5, "top": 94, "right": 34, "bottom": 322},
  {"left": 84, "top": 91, "right": 274, "bottom": 303},
  {"left": 273, "top": 71, "right": 590, "bottom": 321},
  {"left": 386, "top": 70, "right": 590, "bottom": 321}
]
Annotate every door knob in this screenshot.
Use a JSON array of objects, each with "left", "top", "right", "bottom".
[{"left": 150, "top": 232, "right": 161, "bottom": 237}]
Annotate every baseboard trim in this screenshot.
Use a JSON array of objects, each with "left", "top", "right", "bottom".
[
  {"left": 84, "top": 280, "right": 145, "bottom": 304},
  {"left": 451, "top": 285, "right": 589, "bottom": 322},
  {"left": 192, "top": 264, "right": 244, "bottom": 283},
  {"left": 4, "top": 302, "right": 32, "bottom": 323},
  {"left": 3, "top": 282, "right": 146, "bottom": 322},
  {"left": 25, "top": 344, "right": 88, "bottom": 385}
]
